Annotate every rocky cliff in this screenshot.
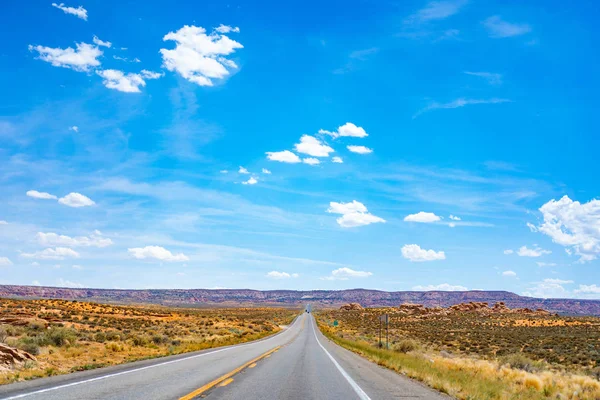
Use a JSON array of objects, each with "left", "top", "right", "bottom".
[{"left": 0, "top": 285, "right": 598, "bottom": 316}]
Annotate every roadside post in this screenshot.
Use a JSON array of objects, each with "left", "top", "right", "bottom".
[{"left": 379, "top": 314, "right": 389, "bottom": 349}]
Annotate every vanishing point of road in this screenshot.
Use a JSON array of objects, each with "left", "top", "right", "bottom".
[{"left": 0, "top": 312, "right": 447, "bottom": 400}]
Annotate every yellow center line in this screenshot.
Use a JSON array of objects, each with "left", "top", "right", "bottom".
[
  {"left": 218, "top": 378, "right": 234, "bottom": 387},
  {"left": 179, "top": 345, "right": 281, "bottom": 400},
  {"left": 248, "top": 363, "right": 257, "bottom": 368}
]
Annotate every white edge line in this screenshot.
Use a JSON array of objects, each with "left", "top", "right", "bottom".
[
  {"left": 2, "top": 314, "right": 304, "bottom": 400},
  {"left": 310, "top": 317, "right": 371, "bottom": 400}
]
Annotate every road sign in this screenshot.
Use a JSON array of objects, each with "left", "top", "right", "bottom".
[
  {"left": 379, "top": 314, "right": 389, "bottom": 324},
  {"left": 379, "top": 314, "right": 389, "bottom": 349}
]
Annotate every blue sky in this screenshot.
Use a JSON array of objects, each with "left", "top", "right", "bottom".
[{"left": 1, "top": 0, "right": 599, "bottom": 297}]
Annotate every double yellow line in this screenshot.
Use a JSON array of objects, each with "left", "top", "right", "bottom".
[{"left": 179, "top": 346, "right": 281, "bottom": 400}]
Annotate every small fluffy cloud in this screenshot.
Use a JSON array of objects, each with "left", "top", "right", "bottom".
[
  {"left": 502, "top": 270, "right": 517, "bottom": 277},
  {"left": 261, "top": 168, "right": 271, "bottom": 174},
  {"left": 536, "top": 262, "right": 556, "bottom": 267},
  {"left": 575, "top": 285, "right": 600, "bottom": 295},
  {"left": 523, "top": 278, "right": 573, "bottom": 298},
  {"left": 404, "top": 212, "right": 441, "bottom": 223},
  {"left": 69, "top": 126, "right": 79, "bottom": 132},
  {"left": 37, "top": 232, "right": 113, "bottom": 248},
  {"left": 0, "top": 257, "right": 13, "bottom": 266},
  {"left": 412, "top": 283, "right": 467, "bottom": 291},
  {"left": 22, "top": 247, "right": 80, "bottom": 260},
  {"left": 29, "top": 42, "right": 102, "bottom": 72},
  {"left": 128, "top": 246, "right": 189, "bottom": 262},
  {"left": 140, "top": 69, "right": 164, "bottom": 79},
  {"left": 483, "top": 15, "right": 532, "bottom": 38},
  {"left": 503, "top": 249, "right": 514, "bottom": 255},
  {"left": 302, "top": 158, "right": 320, "bottom": 166},
  {"left": 294, "top": 135, "right": 334, "bottom": 157},
  {"left": 160, "top": 25, "right": 243, "bottom": 86},
  {"left": 51, "top": 3, "right": 87, "bottom": 20},
  {"left": 322, "top": 267, "right": 372, "bottom": 280},
  {"left": 327, "top": 201, "right": 385, "bottom": 228},
  {"left": 97, "top": 70, "right": 148, "bottom": 93},
  {"left": 332, "top": 156, "right": 343, "bottom": 164},
  {"left": 56, "top": 278, "right": 84, "bottom": 288},
  {"left": 347, "top": 145, "right": 373, "bottom": 154},
  {"left": 401, "top": 244, "right": 446, "bottom": 262},
  {"left": 214, "top": 24, "right": 240, "bottom": 34},
  {"left": 319, "top": 122, "right": 368, "bottom": 139},
  {"left": 535, "top": 196, "right": 600, "bottom": 263},
  {"left": 238, "top": 166, "right": 249, "bottom": 174},
  {"left": 92, "top": 36, "right": 112, "bottom": 48},
  {"left": 266, "top": 150, "right": 301, "bottom": 163},
  {"left": 266, "top": 271, "right": 299, "bottom": 279},
  {"left": 27, "top": 190, "right": 57, "bottom": 200},
  {"left": 517, "top": 245, "right": 551, "bottom": 257},
  {"left": 449, "top": 215, "right": 461, "bottom": 221},
  {"left": 242, "top": 177, "right": 258, "bottom": 185},
  {"left": 58, "top": 193, "right": 95, "bottom": 208}
]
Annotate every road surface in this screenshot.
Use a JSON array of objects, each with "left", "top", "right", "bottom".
[{"left": 0, "top": 312, "right": 447, "bottom": 400}]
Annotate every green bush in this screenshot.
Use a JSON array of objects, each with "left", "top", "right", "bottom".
[{"left": 499, "top": 353, "right": 544, "bottom": 373}]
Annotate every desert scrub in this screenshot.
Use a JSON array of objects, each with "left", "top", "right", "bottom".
[
  {"left": 316, "top": 317, "right": 600, "bottom": 400},
  {"left": 392, "top": 339, "right": 419, "bottom": 353}
]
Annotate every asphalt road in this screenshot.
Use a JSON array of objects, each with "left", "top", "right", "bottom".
[{"left": 0, "top": 312, "right": 447, "bottom": 400}]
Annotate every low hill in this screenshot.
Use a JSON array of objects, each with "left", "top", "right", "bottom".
[{"left": 1, "top": 285, "right": 599, "bottom": 315}]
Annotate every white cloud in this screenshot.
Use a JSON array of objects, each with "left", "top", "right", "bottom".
[
  {"left": 302, "top": 158, "right": 320, "bottom": 166},
  {"left": 415, "top": 98, "right": 511, "bottom": 117},
  {"left": 332, "top": 156, "right": 343, "bottom": 164},
  {"left": 261, "top": 168, "right": 271, "bottom": 174},
  {"left": 347, "top": 145, "right": 373, "bottom": 154},
  {"left": 22, "top": 247, "right": 80, "bottom": 260},
  {"left": 37, "top": 232, "right": 113, "bottom": 248},
  {"left": 448, "top": 223, "right": 456, "bottom": 228},
  {"left": 503, "top": 249, "right": 514, "bottom": 255},
  {"left": 0, "top": 257, "right": 12, "bottom": 266},
  {"left": 69, "top": 126, "right": 79, "bottom": 132},
  {"left": 526, "top": 222, "right": 538, "bottom": 232},
  {"left": 404, "top": 211, "right": 441, "bottom": 223},
  {"left": 0, "top": 221, "right": 7, "bottom": 225},
  {"left": 238, "top": 166, "right": 249, "bottom": 174},
  {"left": 242, "top": 177, "right": 258, "bottom": 185},
  {"left": 523, "top": 278, "right": 573, "bottom": 298},
  {"left": 58, "top": 192, "right": 95, "bottom": 208},
  {"left": 56, "top": 278, "right": 84, "bottom": 288},
  {"left": 449, "top": 215, "right": 461, "bottom": 221},
  {"left": 412, "top": 283, "right": 467, "bottom": 291},
  {"left": 327, "top": 201, "right": 385, "bottom": 228},
  {"left": 128, "top": 245, "right": 189, "bottom": 262},
  {"left": 294, "top": 135, "right": 334, "bottom": 157},
  {"left": 536, "top": 262, "right": 557, "bottom": 267},
  {"left": 92, "top": 36, "right": 112, "bottom": 48},
  {"left": 266, "top": 150, "right": 301, "bottom": 163},
  {"left": 214, "top": 24, "right": 240, "bottom": 34},
  {"left": 27, "top": 190, "right": 57, "bottom": 200},
  {"left": 220, "top": 170, "right": 228, "bottom": 174},
  {"left": 517, "top": 245, "right": 551, "bottom": 257},
  {"left": 536, "top": 196, "right": 600, "bottom": 263},
  {"left": 29, "top": 41, "right": 102, "bottom": 72},
  {"left": 483, "top": 15, "right": 532, "bottom": 38},
  {"left": 319, "top": 122, "right": 368, "bottom": 139},
  {"left": 502, "top": 270, "right": 517, "bottom": 277},
  {"left": 407, "top": 0, "right": 468, "bottom": 23},
  {"left": 51, "top": 3, "right": 87, "bottom": 20},
  {"left": 140, "top": 69, "right": 164, "bottom": 79},
  {"left": 266, "top": 271, "right": 299, "bottom": 279},
  {"left": 32, "top": 280, "right": 41, "bottom": 286},
  {"left": 160, "top": 25, "right": 243, "bottom": 86},
  {"left": 464, "top": 71, "right": 502, "bottom": 85},
  {"left": 96, "top": 70, "right": 147, "bottom": 93},
  {"left": 575, "top": 285, "right": 600, "bottom": 295},
  {"left": 401, "top": 244, "right": 446, "bottom": 262},
  {"left": 322, "top": 267, "right": 372, "bottom": 280}
]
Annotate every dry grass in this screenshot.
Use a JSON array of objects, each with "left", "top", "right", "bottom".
[
  {"left": 0, "top": 298, "right": 297, "bottom": 384},
  {"left": 316, "top": 308, "right": 600, "bottom": 400}
]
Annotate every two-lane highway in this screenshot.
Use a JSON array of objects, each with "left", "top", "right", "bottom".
[{"left": 0, "top": 312, "right": 447, "bottom": 399}]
